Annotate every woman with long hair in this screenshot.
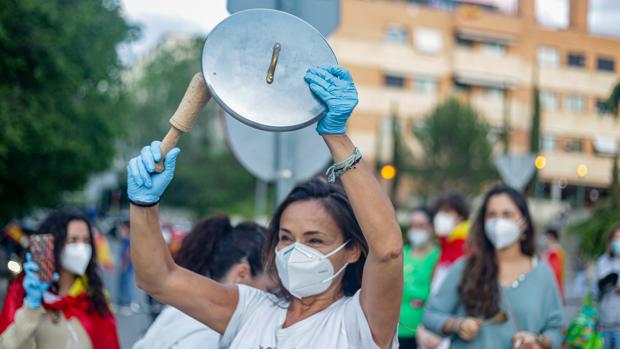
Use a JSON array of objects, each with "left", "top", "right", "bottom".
[
  {"left": 126, "top": 65, "right": 403, "bottom": 348},
  {"left": 423, "top": 184, "right": 564, "bottom": 349},
  {"left": 0, "top": 210, "right": 120, "bottom": 349},
  {"left": 134, "top": 216, "right": 272, "bottom": 349},
  {"left": 596, "top": 223, "right": 620, "bottom": 349}
]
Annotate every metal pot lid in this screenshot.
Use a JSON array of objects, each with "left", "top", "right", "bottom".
[{"left": 202, "top": 8, "right": 337, "bottom": 131}]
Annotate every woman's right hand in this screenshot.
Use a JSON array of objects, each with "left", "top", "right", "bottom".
[
  {"left": 127, "top": 141, "right": 180, "bottom": 205},
  {"left": 23, "top": 254, "right": 51, "bottom": 309},
  {"left": 457, "top": 317, "right": 482, "bottom": 341}
]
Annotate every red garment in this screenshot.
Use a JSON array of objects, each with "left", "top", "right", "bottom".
[
  {"left": 438, "top": 237, "right": 467, "bottom": 265},
  {"left": 545, "top": 248, "right": 565, "bottom": 298},
  {"left": 0, "top": 275, "right": 120, "bottom": 349}
]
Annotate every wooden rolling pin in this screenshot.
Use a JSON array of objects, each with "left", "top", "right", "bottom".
[{"left": 155, "top": 72, "right": 211, "bottom": 172}]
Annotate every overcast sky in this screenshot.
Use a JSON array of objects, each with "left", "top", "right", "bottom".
[{"left": 119, "top": 0, "right": 620, "bottom": 63}]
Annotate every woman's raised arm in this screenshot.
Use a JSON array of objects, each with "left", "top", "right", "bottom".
[
  {"left": 127, "top": 141, "right": 237, "bottom": 334},
  {"left": 306, "top": 66, "right": 404, "bottom": 348}
]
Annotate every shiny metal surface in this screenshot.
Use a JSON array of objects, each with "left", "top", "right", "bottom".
[{"left": 202, "top": 9, "right": 337, "bottom": 131}]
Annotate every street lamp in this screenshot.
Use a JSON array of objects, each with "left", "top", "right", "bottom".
[
  {"left": 535, "top": 155, "right": 546, "bottom": 170},
  {"left": 380, "top": 164, "right": 397, "bottom": 180}
]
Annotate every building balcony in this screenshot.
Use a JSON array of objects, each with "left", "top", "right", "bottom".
[
  {"left": 538, "top": 67, "right": 619, "bottom": 97},
  {"left": 539, "top": 151, "right": 614, "bottom": 187},
  {"left": 356, "top": 85, "right": 440, "bottom": 117},
  {"left": 329, "top": 37, "right": 451, "bottom": 76},
  {"left": 453, "top": 48, "right": 530, "bottom": 88},
  {"left": 542, "top": 110, "right": 620, "bottom": 139}
]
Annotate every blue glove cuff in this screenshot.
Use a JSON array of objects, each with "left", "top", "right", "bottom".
[{"left": 129, "top": 198, "right": 160, "bottom": 207}]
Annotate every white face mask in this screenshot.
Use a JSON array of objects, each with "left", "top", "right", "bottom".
[
  {"left": 434, "top": 212, "right": 455, "bottom": 237},
  {"left": 61, "top": 243, "right": 92, "bottom": 275},
  {"left": 275, "top": 241, "right": 349, "bottom": 299},
  {"left": 407, "top": 229, "right": 430, "bottom": 248},
  {"left": 485, "top": 218, "right": 522, "bottom": 250},
  {"left": 612, "top": 239, "right": 620, "bottom": 257}
]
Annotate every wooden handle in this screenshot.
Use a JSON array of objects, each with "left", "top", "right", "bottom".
[{"left": 155, "top": 73, "right": 211, "bottom": 172}]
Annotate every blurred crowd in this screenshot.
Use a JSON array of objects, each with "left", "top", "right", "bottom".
[{"left": 0, "top": 183, "right": 618, "bottom": 349}]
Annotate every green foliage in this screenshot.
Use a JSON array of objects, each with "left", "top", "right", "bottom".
[
  {"left": 567, "top": 203, "right": 620, "bottom": 259},
  {"left": 124, "top": 36, "right": 255, "bottom": 216},
  {"left": 602, "top": 81, "right": 620, "bottom": 115},
  {"left": 412, "top": 97, "right": 498, "bottom": 196},
  {"left": 0, "top": 0, "right": 136, "bottom": 224},
  {"left": 570, "top": 86, "right": 620, "bottom": 260}
]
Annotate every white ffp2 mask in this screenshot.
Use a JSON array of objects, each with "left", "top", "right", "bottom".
[
  {"left": 275, "top": 241, "right": 349, "bottom": 299},
  {"left": 61, "top": 243, "right": 92, "bottom": 275},
  {"left": 407, "top": 229, "right": 430, "bottom": 247},
  {"left": 433, "top": 212, "right": 455, "bottom": 237},
  {"left": 485, "top": 218, "right": 521, "bottom": 250}
]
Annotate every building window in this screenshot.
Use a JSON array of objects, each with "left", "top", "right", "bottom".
[
  {"left": 456, "top": 36, "right": 474, "bottom": 48},
  {"left": 542, "top": 135, "right": 556, "bottom": 151},
  {"left": 563, "top": 138, "right": 583, "bottom": 153},
  {"left": 537, "top": 46, "right": 560, "bottom": 68},
  {"left": 414, "top": 76, "right": 437, "bottom": 94},
  {"left": 414, "top": 27, "right": 443, "bottom": 54},
  {"left": 597, "top": 57, "right": 615, "bottom": 72},
  {"left": 384, "top": 74, "right": 405, "bottom": 88},
  {"left": 384, "top": 25, "right": 408, "bottom": 45},
  {"left": 540, "top": 91, "right": 557, "bottom": 111},
  {"left": 567, "top": 52, "right": 585, "bottom": 68},
  {"left": 484, "top": 87, "right": 504, "bottom": 99},
  {"left": 564, "top": 94, "right": 585, "bottom": 113},
  {"left": 482, "top": 42, "right": 506, "bottom": 55}
]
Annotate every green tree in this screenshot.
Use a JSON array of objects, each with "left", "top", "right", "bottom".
[
  {"left": 602, "top": 81, "right": 620, "bottom": 117},
  {"left": 124, "top": 36, "right": 255, "bottom": 216},
  {"left": 530, "top": 87, "right": 541, "bottom": 153},
  {"left": 0, "top": 0, "right": 136, "bottom": 224},
  {"left": 412, "top": 97, "right": 497, "bottom": 196}
]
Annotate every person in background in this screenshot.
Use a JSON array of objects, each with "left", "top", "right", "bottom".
[
  {"left": 116, "top": 219, "right": 135, "bottom": 315},
  {"left": 423, "top": 184, "right": 564, "bottom": 349},
  {"left": 596, "top": 223, "right": 620, "bottom": 349},
  {"left": 0, "top": 210, "right": 120, "bottom": 349},
  {"left": 541, "top": 227, "right": 565, "bottom": 299},
  {"left": 399, "top": 208, "right": 442, "bottom": 349},
  {"left": 431, "top": 192, "right": 470, "bottom": 292},
  {"left": 133, "top": 216, "right": 274, "bottom": 349}
]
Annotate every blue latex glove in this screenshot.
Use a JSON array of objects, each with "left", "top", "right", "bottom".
[
  {"left": 127, "top": 140, "right": 181, "bottom": 205},
  {"left": 304, "top": 65, "right": 359, "bottom": 135},
  {"left": 23, "top": 253, "right": 51, "bottom": 310}
]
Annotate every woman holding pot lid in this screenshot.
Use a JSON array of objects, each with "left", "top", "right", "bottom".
[
  {"left": 423, "top": 184, "right": 564, "bottom": 349},
  {"left": 0, "top": 211, "right": 120, "bottom": 349},
  {"left": 127, "top": 65, "right": 402, "bottom": 348}
]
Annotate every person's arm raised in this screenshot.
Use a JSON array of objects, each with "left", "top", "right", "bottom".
[
  {"left": 306, "top": 66, "right": 403, "bottom": 349},
  {"left": 127, "top": 141, "right": 237, "bottom": 334}
]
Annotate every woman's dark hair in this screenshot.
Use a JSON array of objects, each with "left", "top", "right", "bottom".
[
  {"left": 36, "top": 210, "right": 110, "bottom": 317},
  {"left": 458, "top": 184, "right": 536, "bottom": 318},
  {"left": 545, "top": 227, "right": 560, "bottom": 240},
  {"left": 265, "top": 178, "right": 368, "bottom": 300},
  {"left": 432, "top": 192, "right": 470, "bottom": 220},
  {"left": 410, "top": 207, "right": 432, "bottom": 224},
  {"left": 607, "top": 222, "right": 620, "bottom": 257},
  {"left": 174, "top": 216, "right": 266, "bottom": 281}
]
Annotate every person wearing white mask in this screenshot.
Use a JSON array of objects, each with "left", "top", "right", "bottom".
[
  {"left": 127, "top": 66, "right": 402, "bottom": 348},
  {"left": 0, "top": 210, "right": 120, "bottom": 349},
  {"left": 430, "top": 192, "right": 470, "bottom": 293},
  {"left": 596, "top": 223, "right": 620, "bottom": 349},
  {"left": 399, "top": 208, "right": 442, "bottom": 349},
  {"left": 423, "top": 184, "right": 564, "bottom": 349}
]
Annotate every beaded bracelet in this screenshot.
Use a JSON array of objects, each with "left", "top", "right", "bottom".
[{"left": 325, "top": 147, "right": 362, "bottom": 183}]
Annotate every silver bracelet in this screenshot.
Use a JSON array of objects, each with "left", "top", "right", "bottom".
[{"left": 325, "top": 147, "right": 362, "bottom": 183}]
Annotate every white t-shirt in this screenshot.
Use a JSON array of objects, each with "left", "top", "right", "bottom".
[{"left": 219, "top": 285, "right": 398, "bottom": 349}]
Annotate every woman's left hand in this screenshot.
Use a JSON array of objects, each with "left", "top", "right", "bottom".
[
  {"left": 304, "top": 65, "right": 358, "bottom": 135},
  {"left": 512, "top": 332, "right": 543, "bottom": 349}
]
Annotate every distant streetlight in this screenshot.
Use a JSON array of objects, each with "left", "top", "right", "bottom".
[
  {"left": 380, "top": 164, "right": 397, "bottom": 180},
  {"left": 535, "top": 155, "right": 546, "bottom": 170},
  {"left": 577, "top": 164, "right": 588, "bottom": 178}
]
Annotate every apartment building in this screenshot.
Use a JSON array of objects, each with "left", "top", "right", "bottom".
[{"left": 329, "top": 0, "right": 620, "bottom": 202}]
